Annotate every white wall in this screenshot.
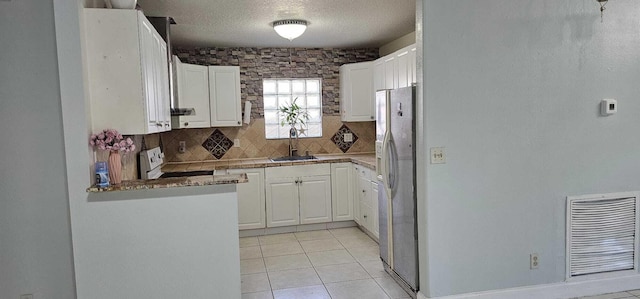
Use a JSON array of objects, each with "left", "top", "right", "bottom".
[
  {"left": 0, "top": 0, "right": 76, "bottom": 298},
  {"left": 420, "top": 0, "right": 640, "bottom": 297}
]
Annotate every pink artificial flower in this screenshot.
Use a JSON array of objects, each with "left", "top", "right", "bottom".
[
  {"left": 98, "top": 133, "right": 105, "bottom": 139},
  {"left": 99, "top": 144, "right": 106, "bottom": 150},
  {"left": 130, "top": 144, "right": 136, "bottom": 151},
  {"left": 126, "top": 138, "right": 133, "bottom": 145}
]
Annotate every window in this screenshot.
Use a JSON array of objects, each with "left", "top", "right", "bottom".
[{"left": 263, "top": 79, "right": 322, "bottom": 139}]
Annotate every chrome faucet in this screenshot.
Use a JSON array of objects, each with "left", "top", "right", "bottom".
[{"left": 288, "top": 127, "right": 298, "bottom": 156}]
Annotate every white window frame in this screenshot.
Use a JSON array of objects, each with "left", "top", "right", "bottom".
[{"left": 263, "top": 78, "right": 323, "bottom": 139}]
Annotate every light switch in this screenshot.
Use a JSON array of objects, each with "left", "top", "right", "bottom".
[
  {"left": 601, "top": 99, "right": 617, "bottom": 116},
  {"left": 343, "top": 133, "right": 353, "bottom": 143},
  {"left": 430, "top": 147, "right": 446, "bottom": 164}
]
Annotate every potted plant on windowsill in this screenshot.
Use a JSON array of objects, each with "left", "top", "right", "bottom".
[{"left": 279, "top": 97, "right": 309, "bottom": 156}]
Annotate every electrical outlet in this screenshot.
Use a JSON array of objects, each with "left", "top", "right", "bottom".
[
  {"left": 530, "top": 253, "right": 539, "bottom": 269},
  {"left": 20, "top": 295, "right": 33, "bottom": 299},
  {"left": 430, "top": 147, "right": 446, "bottom": 164},
  {"left": 178, "top": 141, "right": 186, "bottom": 153},
  {"left": 234, "top": 139, "right": 240, "bottom": 147}
]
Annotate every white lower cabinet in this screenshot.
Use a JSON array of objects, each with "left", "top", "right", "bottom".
[
  {"left": 228, "top": 168, "right": 265, "bottom": 230},
  {"left": 265, "top": 164, "right": 332, "bottom": 228},
  {"left": 265, "top": 177, "right": 300, "bottom": 227},
  {"left": 331, "top": 163, "right": 354, "bottom": 221},
  {"left": 353, "top": 164, "right": 379, "bottom": 238},
  {"left": 299, "top": 175, "right": 332, "bottom": 224}
]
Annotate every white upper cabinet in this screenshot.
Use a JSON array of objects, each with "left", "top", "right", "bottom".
[
  {"left": 375, "top": 44, "right": 417, "bottom": 92},
  {"left": 340, "top": 61, "right": 375, "bottom": 122},
  {"left": 84, "top": 9, "right": 170, "bottom": 135},
  {"left": 173, "top": 57, "right": 211, "bottom": 129},
  {"left": 373, "top": 59, "right": 385, "bottom": 93},
  {"left": 209, "top": 66, "right": 242, "bottom": 127},
  {"left": 396, "top": 48, "right": 410, "bottom": 88}
]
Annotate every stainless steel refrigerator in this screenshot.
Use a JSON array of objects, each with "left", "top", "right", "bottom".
[{"left": 376, "top": 86, "right": 418, "bottom": 296}]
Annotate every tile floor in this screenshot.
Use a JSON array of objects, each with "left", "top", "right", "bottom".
[
  {"left": 578, "top": 290, "right": 640, "bottom": 299},
  {"left": 239, "top": 227, "right": 411, "bottom": 299},
  {"left": 240, "top": 227, "right": 640, "bottom": 299}
]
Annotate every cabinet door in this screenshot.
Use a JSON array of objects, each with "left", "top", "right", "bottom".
[
  {"left": 139, "top": 17, "right": 160, "bottom": 133},
  {"left": 373, "top": 59, "right": 385, "bottom": 93},
  {"left": 384, "top": 56, "right": 397, "bottom": 90},
  {"left": 352, "top": 166, "right": 361, "bottom": 225},
  {"left": 209, "top": 66, "right": 242, "bottom": 127},
  {"left": 358, "top": 176, "right": 371, "bottom": 228},
  {"left": 154, "top": 33, "right": 171, "bottom": 131},
  {"left": 371, "top": 180, "right": 379, "bottom": 239},
  {"left": 409, "top": 47, "right": 417, "bottom": 85},
  {"left": 229, "top": 168, "right": 265, "bottom": 230},
  {"left": 340, "top": 62, "right": 374, "bottom": 122},
  {"left": 331, "top": 163, "right": 353, "bottom": 221},
  {"left": 176, "top": 60, "right": 211, "bottom": 128},
  {"left": 265, "top": 177, "right": 299, "bottom": 227},
  {"left": 396, "top": 49, "right": 410, "bottom": 88},
  {"left": 299, "top": 175, "right": 332, "bottom": 224}
]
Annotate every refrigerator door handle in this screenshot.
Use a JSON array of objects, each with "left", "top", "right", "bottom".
[{"left": 388, "top": 136, "right": 399, "bottom": 197}]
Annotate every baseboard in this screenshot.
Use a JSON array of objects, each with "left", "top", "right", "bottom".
[
  {"left": 238, "top": 221, "right": 357, "bottom": 237},
  {"left": 417, "top": 273, "right": 640, "bottom": 299}
]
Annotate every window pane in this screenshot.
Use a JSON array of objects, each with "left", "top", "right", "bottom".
[
  {"left": 264, "top": 110, "right": 279, "bottom": 124},
  {"left": 263, "top": 80, "right": 276, "bottom": 94},
  {"left": 264, "top": 95, "right": 277, "bottom": 109},
  {"left": 263, "top": 78, "right": 322, "bottom": 139},
  {"left": 307, "top": 109, "right": 321, "bottom": 122},
  {"left": 278, "top": 95, "right": 292, "bottom": 108},
  {"left": 306, "top": 124, "right": 322, "bottom": 137},
  {"left": 279, "top": 125, "right": 291, "bottom": 138},
  {"left": 306, "top": 80, "right": 320, "bottom": 93},
  {"left": 265, "top": 125, "right": 279, "bottom": 139},
  {"left": 292, "top": 80, "right": 305, "bottom": 93},
  {"left": 277, "top": 81, "right": 290, "bottom": 94},
  {"left": 306, "top": 95, "right": 320, "bottom": 108}
]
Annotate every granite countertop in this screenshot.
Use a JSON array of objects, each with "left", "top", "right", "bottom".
[
  {"left": 87, "top": 173, "right": 248, "bottom": 193},
  {"left": 161, "top": 152, "right": 376, "bottom": 173}
]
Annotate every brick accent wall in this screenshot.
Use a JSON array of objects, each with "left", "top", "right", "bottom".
[{"left": 173, "top": 47, "right": 379, "bottom": 118}]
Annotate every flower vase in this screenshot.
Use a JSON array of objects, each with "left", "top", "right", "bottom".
[{"left": 108, "top": 150, "right": 123, "bottom": 184}]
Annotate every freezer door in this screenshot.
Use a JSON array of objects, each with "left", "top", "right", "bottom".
[{"left": 389, "top": 86, "right": 418, "bottom": 290}]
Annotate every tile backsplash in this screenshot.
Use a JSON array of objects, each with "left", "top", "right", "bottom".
[{"left": 161, "top": 116, "right": 374, "bottom": 162}]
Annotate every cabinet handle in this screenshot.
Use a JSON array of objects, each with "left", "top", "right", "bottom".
[
  {"left": 237, "top": 121, "right": 241, "bottom": 125},
  {"left": 370, "top": 116, "right": 374, "bottom": 119},
  {"left": 184, "top": 122, "right": 189, "bottom": 127},
  {"left": 363, "top": 215, "right": 367, "bottom": 218},
  {"left": 156, "top": 123, "right": 163, "bottom": 127},
  {"left": 362, "top": 189, "right": 366, "bottom": 193}
]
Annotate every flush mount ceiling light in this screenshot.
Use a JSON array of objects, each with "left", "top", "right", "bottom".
[{"left": 273, "top": 19, "right": 308, "bottom": 41}]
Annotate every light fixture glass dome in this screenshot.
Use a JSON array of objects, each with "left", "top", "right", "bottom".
[{"left": 273, "top": 20, "right": 307, "bottom": 41}]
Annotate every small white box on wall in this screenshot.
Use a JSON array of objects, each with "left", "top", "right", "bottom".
[{"left": 601, "top": 99, "right": 617, "bottom": 116}]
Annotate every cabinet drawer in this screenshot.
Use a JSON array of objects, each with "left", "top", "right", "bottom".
[{"left": 265, "top": 164, "right": 330, "bottom": 179}]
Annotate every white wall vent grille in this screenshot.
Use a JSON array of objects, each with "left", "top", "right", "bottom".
[{"left": 566, "top": 192, "right": 639, "bottom": 279}]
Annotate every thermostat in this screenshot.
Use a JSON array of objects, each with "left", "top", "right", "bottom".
[{"left": 601, "top": 99, "right": 617, "bottom": 116}]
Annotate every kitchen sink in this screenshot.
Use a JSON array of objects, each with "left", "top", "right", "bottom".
[
  {"left": 160, "top": 170, "right": 214, "bottom": 178},
  {"left": 270, "top": 155, "right": 318, "bottom": 162}
]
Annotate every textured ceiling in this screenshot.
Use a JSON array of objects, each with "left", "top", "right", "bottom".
[{"left": 137, "top": 0, "right": 416, "bottom": 48}]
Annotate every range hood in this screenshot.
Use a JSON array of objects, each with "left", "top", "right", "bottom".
[{"left": 147, "top": 16, "right": 195, "bottom": 116}]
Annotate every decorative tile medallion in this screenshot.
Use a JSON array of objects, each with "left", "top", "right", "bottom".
[
  {"left": 202, "top": 129, "right": 234, "bottom": 159},
  {"left": 331, "top": 124, "right": 358, "bottom": 153}
]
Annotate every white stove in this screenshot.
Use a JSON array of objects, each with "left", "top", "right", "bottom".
[{"left": 139, "top": 147, "right": 164, "bottom": 179}]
